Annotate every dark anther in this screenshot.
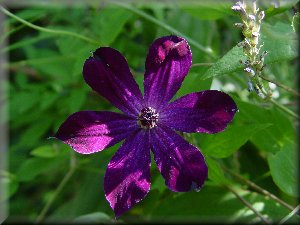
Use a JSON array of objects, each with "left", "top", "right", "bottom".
[{"left": 137, "top": 107, "right": 159, "bottom": 129}]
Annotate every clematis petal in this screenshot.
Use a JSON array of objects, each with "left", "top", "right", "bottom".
[
  {"left": 160, "top": 90, "right": 238, "bottom": 133},
  {"left": 83, "top": 47, "right": 144, "bottom": 116},
  {"left": 55, "top": 111, "right": 138, "bottom": 154},
  {"left": 151, "top": 125, "right": 207, "bottom": 192},
  {"left": 104, "top": 130, "right": 151, "bottom": 218},
  {"left": 143, "top": 35, "right": 192, "bottom": 111}
]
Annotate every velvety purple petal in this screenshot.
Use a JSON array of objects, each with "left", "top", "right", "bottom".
[
  {"left": 160, "top": 90, "right": 238, "bottom": 134},
  {"left": 83, "top": 47, "right": 144, "bottom": 116},
  {"left": 55, "top": 111, "right": 138, "bottom": 154},
  {"left": 150, "top": 125, "right": 207, "bottom": 192},
  {"left": 143, "top": 35, "right": 192, "bottom": 111},
  {"left": 104, "top": 130, "right": 151, "bottom": 218}
]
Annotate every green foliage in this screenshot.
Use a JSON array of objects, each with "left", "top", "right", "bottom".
[
  {"left": 268, "top": 141, "right": 298, "bottom": 197},
  {"left": 199, "top": 122, "right": 270, "bottom": 158},
  {"left": 181, "top": 1, "right": 234, "bottom": 20},
  {"left": 73, "top": 212, "right": 112, "bottom": 223},
  {"left": 205, "top": 157, "right": 228, "bottom": 185},
  {"left": 201, "top": 20, "right": 298, "bottom": 80},
  {"left": 4, "top": 1, "right": 299, "bottom": 224}
]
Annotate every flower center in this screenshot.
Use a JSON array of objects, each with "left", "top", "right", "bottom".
[{"left": 137, "top": 107, "right": 159, "bottom": 129}]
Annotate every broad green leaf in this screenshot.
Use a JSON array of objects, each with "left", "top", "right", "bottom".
[
  {"left": 176, "top": 71, "right": 212, "bottom": 98},
  {"left": 39, "top": 91, "right": 60, "bottom": 111},
  {"left": 68, "top": 88, "right": 87, "bottom": 113},
  {"left": 50, "top": 147, "right": 116, "bottom": 219},
  {"left": 181, "top": 1, "right": 234, "bottom": 20},
  {"left": 0, "top": 171, "right": 19, "bottom": 199},
  {"left": 16, "top": 118, "right": 53, "bottom": 149},
  {"left": 268, "top": 141, "right": 298, "bottom": 197},
  {"left": 30, "top": 145, "right": 58, "bottom": 158},
  {"left": 150, "top": 186, "right": 296, "bottom": 223},
  {"left": 92, "top": 6, "right": 133, "bottom": 45},
  {"left": 9, "top": 91, "right": 40, "bottom": 120},
  {"left": 205, "top": 157, "right": 227, "bottom": 185},
  {"left": 73, "top": 212, "right": 112, "bottom": 223},
  {"left": 261, "top": 22, "right": 297, "bottom": 63},
  {"left": 201, "top": 46, "right": 245, "bottom": 80},
  {"left": 152, "top": 174, "right": 166, "bottom": 194},
  {"left": 202, "top": 21, "right": 297, "bottom": 80},
  {"left": 16, "top": 156, "right": 67, "bottom": 182},
  {"left": 264, "top": 0, "right": 300, "bottom": 17},
  {"left": 199, "top": 122, "right": 270, "bottom": 158},
  {"left": 235, "top": 99, "right": 296, "bottom": 153}
]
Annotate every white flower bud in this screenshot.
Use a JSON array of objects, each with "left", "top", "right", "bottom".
[
  {"left": 231, "top": 5, "right": 242, "bottom": 11},
  {"left": 248, "top": 15, "right": 256, "bottom": 21},
  {"left": 234, "top": 23, "right": 244, "bottom": 28},
  {"left": 252, "top": 32, "right": 259, "bottom": 37},
  {"left": 244, "top": 67, "right": 255, "bottom": 77},
  {"left": 258, "top": 11, "right": 265, "bottom": 21}
]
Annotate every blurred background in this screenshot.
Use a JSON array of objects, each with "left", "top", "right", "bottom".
[{"left": 1, "top": 0, "right": 299, "bottom": 223}]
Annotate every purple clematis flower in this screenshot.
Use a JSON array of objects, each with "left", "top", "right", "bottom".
[{"left": 56, "top": 35, "right": 238, "bottom": 217}]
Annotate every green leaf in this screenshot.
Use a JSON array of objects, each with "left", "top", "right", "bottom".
[
  {"left": 68, "top": 88, "right": 87, "bottom": 113},
  {"left": 236, "top": 99, "right": 296, "bottom": 153},
  {"left": 268, "top": 141, "right": 298, "bottom": 197},
  {"left": 152, "top": 174, "right": 166, "bottom": 194},
  {"left": 16, "top": 118, "right": 53, "bottom": 149},
  {"left": 265, "top": 0, "right": 300, "bottom": 17},
  {"left": 16, "top": 156, "right": 67, "bottom": 182},
  {"left": 261, "top": 22, "right": 297, "bottom": 63},
  {"left": 0, "top": 171, "right": 19, "bottom": 199},
  {"left": 30, "top": 145, "right": 58, "bottom": 158},
  {"left": 39, "top": 91, "right": 60, "bottom": 111},
  {"left": 73, "top": 212, "right": 112, "bottom": 223},
  {"left": 92, "top": 6, "right": 133, "bottom": 45},
  {"left": 150, "top": 186, "right": 295, "bottom": 223},
  {"left": 205, "top": 157, "right": 227, "bottom": 185},
  {"left": 199, "top": 122, "right": 270, "bottom": 158},
  {"left": 181, "top": 1, "right": 234, "bottom": 20},
  {"left": 176, "top": 71, "right": 212, "bottom": 98},
  {"left": 201, "top": 46, "right": 245, "bottom": 80},
  {"left": 201, "top": 21, "right": 297, "bottom": 80},
  {"left": 9, "top": 91, "right": 40, "bottom": 120}
]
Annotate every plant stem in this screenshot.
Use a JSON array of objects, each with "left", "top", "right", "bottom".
[
  {"left": 111, "top": 1, "right": 216, "bottom": 58},
  {"left": 0, "top": 6, "right": 101, "bottom": 46},
  {"left": 35, "top": 152, "right": 77, "bottom": 224},
  {"left": 259, "top": 75, "right": 300, "bottom": 97},
  {"left": 225, "top": 185, "right": 271, "bottom": 224},
  {"left": 279, "top": 204, "right": 300, "bottom": 225},
  {"left": 191, "top": 63, "right": 214, "bottom": 67},
  {"left": 223, "top": 167, "right": 297, "bottom": 213},
  {"left": 269, "top": 99, "right": 299, "bottom": 120}
]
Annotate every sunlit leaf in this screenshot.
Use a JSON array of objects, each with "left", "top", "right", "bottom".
[
  {"left": 30, "top": 145, "right": 58, "bottom": 158},
  {"left": 268, "top": 141, "right": 298, "bottom": 197},
  {"left": 201, "top": 21, "right": 297, "bottom": 80},
  {"left": 198, "top": 116, "right": 270, "bottom": 158},
  {"left": 73, "top": 212, "right": 112, "bottom": 223}
]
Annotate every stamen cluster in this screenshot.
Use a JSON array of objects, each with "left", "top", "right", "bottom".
[
  {"left": 232, "top": 0, "right": 272, "bottom": 98},
  {"left": 138, "top": 107, "right": 159, "bottom": 129}
]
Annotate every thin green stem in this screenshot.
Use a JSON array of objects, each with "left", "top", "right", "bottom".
[
  {"left": 0, "top": 6, "right": 101, "bottom": 46},
  {"left": 191, "top": 63, "right": 214, "bottom": 67},
  {"left": 279, "top": 204, "right": 300, "bottom": 225},
  {"left": 259, "top": 75, "right": 300, "bottom": 97},
  {"left": 111, "top": 1, "right": 216, "bottom": 58},
  {"left": 225, "top": 185, "right": 271, "bottom": 224},
  {"left": 269, "top": 99, "right": 299, "bottom": 120},
  {"left": 223, "top": 166, "right": 296, "bottom": 213},
  {"left": 35, "top": 152, "right": 77, "bottom": 224}
]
